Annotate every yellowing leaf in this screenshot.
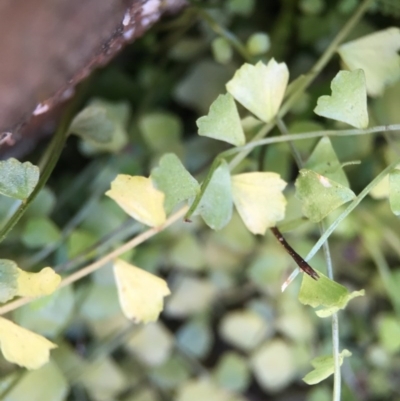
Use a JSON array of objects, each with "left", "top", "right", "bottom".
[
  {"left": 299, "top": 270, "right": 364, "bottom": 317},
  {"left": 314, "top": 70, "right": 369, "bottom": 129},
  {"left": 338, "top": 28, "right": 400, "bottom": 97},
  {"left": 113, "top": 259, "right": 170, "bottom": 323},
  {"left": 106, "top": 175, "right": 166, "bottom": 227},
  {"left": 0, "top": 317, "right": 57, "bottom": 369},
  {"left": 231, "top": 172, "right": 287, "bottom": 235},
  {"left": 226, "top": 59, "right": 289, "bottom": 122},
  {"left": 17, "top": 267, "right": 61, "bottom": 298},
  {"left": 197, "top": 93, "right": 245, "bottom": 146},
  {"left": 303, "top": 349, "right": 352, "bottom": 385}
]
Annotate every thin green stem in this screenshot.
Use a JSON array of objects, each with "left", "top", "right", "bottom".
[{"left": 0, "top": 91, "right": 85, "bottom": 243}]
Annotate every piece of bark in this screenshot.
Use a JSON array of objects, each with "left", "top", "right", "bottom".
[{"left": 0, "top": 0, "right": 186, "bottom": 157}]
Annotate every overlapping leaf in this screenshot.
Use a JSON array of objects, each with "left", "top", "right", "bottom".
[
  {"left": 226, "top": 59, "right": 289, "bottom": 122},
  {"left": 389, "top": 169, "right": 400, "bottom": 215},
  {"left": 295, "top": 170, "right": 355, "bottom": 222},
  {"left": 113, "top": 259, "right": 170, "bottom": 323},
  {"left": 299, "top": 270, "right": 364, "bottom": 317},
  {"left": 197, "top": 93, "right": 245, "bottom": 146},
  {"left": 303, "top": 349, "right": 352, "bottom": 385},
  {"left": 231, "top": 172, "right": 287, "bottom": 234},
  {"left": 0, "top": 158, "right": 39, "bottom": 200},
  {"left": 106, "top": 175, "right": 166, "bottom": 227},
  {"left": 314, "top": 70, "right": 369, "bottom": 128},
  {"left": 151, "top": 153, "right": 199, "bottom": 213},
  {"left": 338, "top": 28, "right": 400, "bottom": 97},
  {"left": 193, "top": 160, "right": 233, "bottom": 230},
  {"left": 0, "top": 260, "right": 61, "bottom": 303}
]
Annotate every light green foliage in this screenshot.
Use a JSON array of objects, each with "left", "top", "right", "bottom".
[
  {"left": 22, "top": 217, "right": 61, "bottom": 248},
  {"left": 170, "top": 234, "right": 206, "bottom": 270},
  {"left": 177, "top": 378, "right": 234, "bottom": 401},
  {"left": 2, "top": 361, "right": 67, "bottom": 401},
  {"left": 214, "top": 352, "right": 251, "bottom": 392},
  {"left": 300, "top": 0, "right": 325, "bottom": 14},
  {"left": 149, "top": 355, "right": 190, "bottom": 390},
  {"left": 226, "top": 0, "right": 255, "bottom": 16},
  {"left": 303, "top": 349, "right": 351, "bottom": 384},
  {"left": 305, "top": 136, "right": 349, "bottom": 186},
  {"left": 70, "top": 99, "right": 130, "bottom": 154},
  {"left": 389, "top": 169, "right": 400, "bottom": 215},
  {"left": 226, "top": 59, "right": 289, "bottom": 123},
  {"left": 151, "top": 153, "right": 200, "bottom": 213},
  {"left": 314, "top": 70, "right": 369, "bottom": 128},
  {"left": 67, "top": 229, "right": 97, "bottom": 259},
  {"left": 299, "top": 270, "right": 364, "bottom": 317},
  {"left": 212, "top": 37, "right": 233, "bottom": 64},
  {"left": 13, "top": 286, "right": 74, "bottom": 338},
  {"left": 295, "top": 170, "right": 355, "bottom": 222},
  {"left": 139, "top": 112, "right": 182, "bottom": 153},
  {"left": 338, "top": 28, "right": 400, "bottom": 97},
  {"left": 165, "top": 277, "right": 217, "bottom": 318},
  {"left": 377, "top": 313, "right": 400, "bottom": 354},
  {"left": 194, "top": 160, "right": 233, "bottom": 230},
  {"left": 26, "top": 187, "right": 56, "bottom": 217},
  {"left": 197, "top": 93, "right": 245, "bottom": 146},
  {"left": 251, "top": 339, "right": 296, "bottom": 392},
  {"left": 219, "top": 309, "right": 269, "bottom": 351},
  {"left": 0, "top": 259, "right": 18, "bottom": 303},
  {"left": 0, "top": 158, "right": 39, "bottom": 200},
  {"left": 177, "top": 318, "right": 213, "bottom": 358},
  {"left": 246, "top": 33, "right": 270, "bottom": 55}
]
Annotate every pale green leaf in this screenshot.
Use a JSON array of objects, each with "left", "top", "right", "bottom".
[
  {"left": 0, "top": 317, "right": 57, "bottom": 369},
  {"left": 151, "top": 153, "right": 199, "bottom": 213},
  {"left": 170, "top": 234, "right": 206, "bottom": 271},
  {"left": 14, "top": 286, "right": 75, "bottom": 338},
  {"left": 2, "top": 361, "right": 67, "bottom": 401},
  {"left": 197, "top": 93, "right": 245, "bottom": 146},
  {"left": 70, "top": 100, "right": 129, "bottom": 154},
  {"left": 67, "top": 230, "right": 97, "bottom": 259},
  {"left": 113, "top": 259, "right": 170, "bottom": 323},
  {"left": 0, "top": 158, "right": 39, "bottom": 200},
  {"left": 22, "top": 217, "right": 61, "bottom": 248},
  {"left": 231, "top": 172, "right": 287, "bottom": 234},
  {"left": 139, "top": 112, "right": 182, "bottom": 152},
  {"left": 303, "top": 349, "right": 352, "bottom": 385},
  {"left": 212, "top": 37, "right": 233, "bottom": 64},
  {"left": 314, "top": 70, "right": 368, "bottom": 128},
  {"left": 219, "top": 309, "right": 268, "bottom": 351},
  {"left": 377, "top": 314, "right": 400, "bottom": 354},
  {"left": 226, "top": 59, "right": 289, "bottom": 122},
  {"left": 126, "top": 322, "right": 173, "bottom": 366},
  {"left": 299, "top": 270, "right": 365, "bottom": 317},
  {"left": 214, "top": 352, "right": 251, "bottom": 392},
  {"left": 106, "top": 175, "right": 166, "bottom": 227},
  {"left": 165, "top": 277, "right": 217, "bottom": 318},
  {"left": 195, "top": 160, "right": 233, "bottom": 230},
  {"left": 17, "top": 267, "right": 61, "bottom": 298},
  {"left": 389, "top": 170, "right": 400, "bottom": 215},
  {"left": 246, "top": 32, "right": 270, "bottom": 55},
  {"left": 295, "top": 169, "right": 355, "bottom": 222},
  {"left": 338, "top": 28, "right": 400, "bottom": 97},
  {"left": 149, "top": 355, "right": 190, "bottom": 390},
  {"left": 251, "top": 339, "right": 295, "bottom": 392},
  {"left": 305, "top": 136, "right": 349, "bottom": 187},
  {"left": 177, "top": 378, "right": 232, "bottom": 401},
  {"left": 0, "top": 260, "right": 19, "bottom": 303}
]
